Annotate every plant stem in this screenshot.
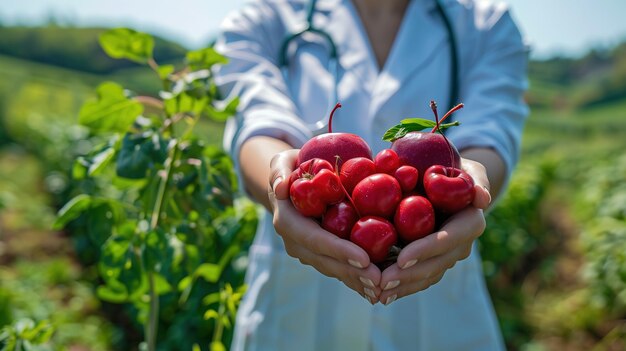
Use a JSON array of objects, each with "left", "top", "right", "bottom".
[
  {"left": 144, "top": 139, "right": 180, "bottom": 351},
  {"left": 150, "top": 140, "right": 179, "bottom": 229},
  {"left": 147, "top": 271, "right": 160, "bottom": 351},
  {"left": 212, "top": 293, "right": 226, "bottom": 344},
  {"left": 147, "top": 58, "right": 160, "bottom": 73},
  {"left": 135, "top": 95, "right": 165, "bottom": 109}
]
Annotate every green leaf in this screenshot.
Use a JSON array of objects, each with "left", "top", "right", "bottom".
[
  {"left": 144, "top": 229, "right": 173, "bottom": 273},
  {"left": 157, "top": 64, "right": 175, "bottom": 80},
  {"left": 116, "top": 133, "right": 152, "bottom": 179},
  {"left": 99, "top": 227, "right": 146, "bottom": 302},
  {"left": 206, "top": 97, "right": 239, "bottom": 122},
  {"left": 53, "top": 194, "right": 92, "bottom": 230},
  {"left": 89, "top": 147, "right": 116, "bottom": 176},
  {"left": 97, "top": 284, "right": 128, "bottom": 303},
  {"left": 177, "top": 276, "right": 193, "bottom": 292},
  {"left": 72, "top": 158, "right": 88, "bottom": 180},
  {"left": 210, "top": 341, "right": 227, "bottom": 351},
  {"left": 85, "top": 201, "right": 118, "bottom": 246},
  {"left": 186, "top": 47, "right": 228, "bottom": 71},
  {"left": 382, "top": 119, "right": 460, "bottom": 142},
  {"left": 152, "top": 273, "right": 173, "bottom": 295},
  {"left": 79, "top": 82, "right": 143, "bottom": 134},
  {"left": 99, "top": 28, "right": 154, "bottom": 63},
  {"left": 204, "top": 309, "right": 219, "bottom": 321},
  {"left": 19, "top": 320, "right": 53, "bottom": 343},
  {"left": 202, "top": 292, "right": 221, "bottom": 306},
  {"left": 399, "top": 117, "right": 437, "bottom": 129},
  {"left": 194, "top": 263, "right": 221, "bottom": 283}
]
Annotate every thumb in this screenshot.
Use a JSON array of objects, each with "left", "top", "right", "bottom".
[
  {"left": 269, "top": 149, "right": 299, "bottom": 200},
  {"left": 473, "top": 184, "right": 491, "bottom": 210},
  {"left": 270, "top": 175, "right": 290, "bottom": 200}
]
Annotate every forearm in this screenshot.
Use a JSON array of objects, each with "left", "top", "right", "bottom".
[
  {"left": 240, "top": 136, "right": 294, "bottom": 211},
  {"left": 460, "top": 147, "right": 507, "bottom": 205}
]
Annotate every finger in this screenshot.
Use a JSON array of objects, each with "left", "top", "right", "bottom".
[
  {"left": 269, "top": 149, "right": 300, "bottom": 200},
  {"left": 283, "top": 238, "right": 383, "bottom": 303},
  {"left": 380, "top": 247, "right": 466, "bottom": 304},
  {"left": 461, "top": 158, "right": 491, "bottom": 209},
  {"left": 396, "top": 207, "right": 485, "bottom": 269},
  {"left": 380, "top": 271, "right": 445, "bottom": 305},
  {"left": 381, "top": 243, "right": 471, "bottom": 292},
  {"left": 273, "top": 198, "right": 371, "bottom": 268}
]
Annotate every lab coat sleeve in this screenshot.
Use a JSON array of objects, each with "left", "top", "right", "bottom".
[
  {"left": 447, "top": 4, "right": 529, "bottom": 191},
  {"left": 213, "top": 1, "right": 312, "bottom": 180}
]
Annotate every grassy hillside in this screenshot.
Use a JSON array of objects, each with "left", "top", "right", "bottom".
[
  {"left": 527, "top": 42, "right": 626, "bottom": 109},
  {"left": 0, "top": 26, "right": 186, "bottom": 74}
]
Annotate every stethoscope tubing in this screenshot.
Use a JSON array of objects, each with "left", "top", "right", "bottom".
[{"left": 279, "top": 0, "right": 459, "bottom": 132}]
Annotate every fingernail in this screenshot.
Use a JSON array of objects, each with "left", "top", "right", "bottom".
[
  {"left": 364, "top": 288, "right": 376, "bottom": 299},
  {"left": 383, "top": 280, "right": 400, "bottom": 291},
  {"left": 484, "top": 186, "right": 492, "bottom": 203},
  {"left": 272, "top": 177, "right": 283, "bottom": 192},
  {"left": 384, "top": 294, "right": 397, "bottom": 305},
  {"left": 348, "top": 259, "right": 363, "bottom": 269},
  {"left": 359, "top": 277, "right": 375, "bottom": 288},
  {"left": 365, "top": 296, "right": 373, "bottom": 305},
  {"left": 402, "top": 259, "right": 417, "bottom": 269}
]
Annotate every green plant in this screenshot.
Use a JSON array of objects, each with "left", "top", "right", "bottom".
[
  {"left": 478, "top": 158, "right": 558, "bottom": 348},
  {"left": 0, "top": 319, "right": 53, "bottom": 351},
  {"left": 578, "top": 155, "right": 626, "bottom": 315},
  {"left": 53, "top": 28, "right": 256, "bottom": 351}
]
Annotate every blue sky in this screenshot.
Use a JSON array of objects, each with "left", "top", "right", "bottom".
[{"left": 1, "top": 0, "right": 625, "bottom": 59}]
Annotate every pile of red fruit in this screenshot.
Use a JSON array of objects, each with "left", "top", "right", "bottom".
[{"left": 289, "top": 101, "right": 476, "bottom": 265}]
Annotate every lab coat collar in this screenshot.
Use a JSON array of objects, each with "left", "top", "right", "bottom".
[
  {"left": 369, "top": 0, "right": 449, "bottom": 116},
  {"left": 318, "top": 0, "right": 449, "bottom": 116}
]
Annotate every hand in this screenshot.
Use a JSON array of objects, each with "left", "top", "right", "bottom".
[
  {"left": 268, "top": 150, "right": 383, "bottom": 303},
  {"left": 378, "top": 158, "right": 491, "bottom": 305}
]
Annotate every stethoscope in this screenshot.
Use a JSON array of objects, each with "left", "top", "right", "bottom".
[{"left": 278, "top": 0, "right": 459, "bottom": 134}]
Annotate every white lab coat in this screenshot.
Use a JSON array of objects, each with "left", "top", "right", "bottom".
[{"left": 214, "top": 0, "right": 529, "bottom": 350}]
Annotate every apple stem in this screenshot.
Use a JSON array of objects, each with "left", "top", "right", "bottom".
[
  {"left": 328, "top": 102, "right": 342, "bottom": 133},
  {"left": 430, "top": 100, "right": 440, "bottom": 128},
  {"left": 430, "top": 100, "right": 464, "bottom": 169},
  {"left": 430, "top": 103, "right": 464, "bottom": 133}
]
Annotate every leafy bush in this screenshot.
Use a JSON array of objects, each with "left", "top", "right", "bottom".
[
  {"left": 54, "top": 28, "right": 256, "bottom": 351},
  {"left": 579, "top": 155, "right": 626, "bottom": 315},
  {"left": 0, "top": 319, "right": 53, "bottom": 351},
  {"left": 480, "top": 158, "right": 558, "bottom": 281},
  {"left": 479, "top": 158, "right": 558, "bottom": 348}
]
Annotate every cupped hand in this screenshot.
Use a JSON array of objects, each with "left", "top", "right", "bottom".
[
  {"left": 268, "top": 150, "right": 383, "bottom": 303},
  {"left": 378, "top": 157, "right": 491, "bottom": 305}
]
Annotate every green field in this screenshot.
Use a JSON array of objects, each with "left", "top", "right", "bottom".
[{"left": 1, "top": 34, "right": 626, "bottom": 350}]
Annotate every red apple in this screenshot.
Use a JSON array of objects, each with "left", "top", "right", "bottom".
[
  {"left": 391, "top": 132, "right": 460, "bottom": 181},
  {"left": 289, "top": 158, "right": 334, "bottom": 186},
  {"left": 350, "top": 216, "right": 397, "bottom": 263},
  {"left": 394, "top": 165, "right": 419, "bottom": 193},
  {"left": 423, "top": 165, "right": 475, "bottom": 214},
  {"left": 352, "top": 174, "right": 402, "bottom": 218},
  {"left": 339, "top": 157, "right": 376, "bottom": 194},
  {"left": 374, "top": 149, "right": 401, "bottom": 175},
  {"left": 321, "top": 200, "right": 359, "bottom": 239},
  {"left": 389, "top": 102, "right": 464, "bottom": 183},
  {"left": 297, "top": 103, "right": 372, "bottom": 168},
  {"left": 290, "top": 168, "right": 344, "bottom": 218},
  {"left": 394, "top": 196, "right": 436, "bottom": 243}
]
